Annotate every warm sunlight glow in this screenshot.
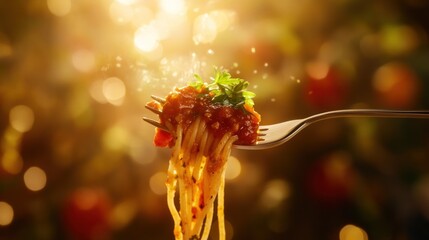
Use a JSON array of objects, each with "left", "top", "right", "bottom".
[
  {"left": 159, "top": 0, "right": 186, "bottom": 15},
  {"left": 109, "top": 1, "right": 134, "bottom": 24},
  {"left": 193, "top": 13, "right": 218, "bottom": 44},
  {"left": 130, "top": 6, "right": 153, "bottom": 27},
  {"left": 209, "top": 10, "right": 236, "bottom": 32},
  {"left": 134, "top": 24, "right": 160, "bottom": 52},
  {"left": 115, "top": 0, "right": 137, "bottom": 5}
]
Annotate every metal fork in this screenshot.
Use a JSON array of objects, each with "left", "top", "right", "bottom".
[{"left": 143, "top": 95, "right": 429, "bottom": 150}]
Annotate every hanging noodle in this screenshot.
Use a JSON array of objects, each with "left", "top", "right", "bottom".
[
  {"left": 148, "top": 71, "right": 260, "bottom": 240},
  {"left": 164, "top": 117, "right": 237, "bottom": 240}
]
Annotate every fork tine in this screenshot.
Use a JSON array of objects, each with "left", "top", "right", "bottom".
[
  {"left": 257, "top": 137, "right": 265, "bottom": 142},
  {"left": 151, "top": 95, "right": 166, "bottom": 104},
  {"left": 145, "top": 104, "right": 162, "bottom": 115},
  {"left": 142, "top": 117, "right": 169, "bottom": 131},
  {"left": 257, "top": 126, "right": 268, "bottom": 137}
]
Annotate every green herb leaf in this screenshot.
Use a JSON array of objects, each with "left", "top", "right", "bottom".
[
  {"left": 189, "top": 74, "right": 204, "bottom": 90},
  {"left": 190, "top": 68, "right": 256, "bottom": 112}
]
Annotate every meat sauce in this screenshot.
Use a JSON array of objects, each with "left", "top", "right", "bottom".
[{"left": 152, "top": 86, "right": 260, "bottom": 147}]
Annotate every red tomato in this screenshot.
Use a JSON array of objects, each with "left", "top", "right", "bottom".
[
  {"left": 153, "top": 128, "right": 173, "bottom": 147},
  {"left": 62, "top": 188, "right": 111, "bottom": 240},
  {"left": 306, "top": 153, "right": 355, "bottom": 205},
  {"left": 373, "top": 62, "right": 420, "bottom": 108}
]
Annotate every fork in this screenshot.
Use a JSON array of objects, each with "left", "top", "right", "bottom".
[{"left": 143, "top": 95, "right": 429, "bottom": 150}]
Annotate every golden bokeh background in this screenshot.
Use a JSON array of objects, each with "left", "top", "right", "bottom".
[{"left": 1, "top": 0, "right": 429, "bottom": 239}]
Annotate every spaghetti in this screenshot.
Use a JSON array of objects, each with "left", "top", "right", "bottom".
[{"left": 149, "top": 70, "right": 260, "bottom": 240}]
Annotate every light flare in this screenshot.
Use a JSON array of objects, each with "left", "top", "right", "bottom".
[{"left": 134, "top": 24, "right": 160, "bottom": 52}]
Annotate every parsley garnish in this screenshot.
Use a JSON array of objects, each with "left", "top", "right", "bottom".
[{"left": 190, "top": 68, "right": 256, "bottom": 112}]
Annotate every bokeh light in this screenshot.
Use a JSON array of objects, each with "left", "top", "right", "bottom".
[
  {"left": 109, "top": 1, "right": 134, "bottom": 24},
  {"left": 102, "top": 124, "right": 129, "bottom": 151},
  {"left": 260, "top": 179, "right": 291, "bottom": 210},
  {"left": 47, "top": 0, "right": 71, "bottom": 17},
  {"left": 134, "top": 24, "right": 161, "bottom": 52},
  {"left": 89, "top": 79, "right": 108, "bottom": 104},
  {"left": 225, "top": 156, "right": 241, "bottom": 180},
  {"left": 129, "top": 143, "right": 155, "bottom": 165},
  {"left": 339, "top": 224, "right": 368, "bottom": 240},
  {"left": 115, "top": 0, "right": 137, "bottom": 5},
  {"left": 209, "top": 10, "right": 236, "bottom": 32},
  {"left": 0, "top": 34, "right": 12, "bottom": 58},
  {"left": 0, "top": 202, "right": 14, "bottom": 226},
  {"left": 159, "top": 0, "right": 186, "bottom": 15},
  {"left": 71, "top": 49, "right": 96, "bottom": 73},
  {"left": 130, "top": 6, "right": 153, "bottom": 27},
  {"left": 210, "top": 219, "right": 234, "bottom": 240},
  {"left": 9, "top": 105, "right": 34, "bottom": 133},
  {"left": 372, "top": 62, "right": 420, "bottom": 108},
  {"left": 149, "top": 171, "right": 167, "bottom": 195},
  {"left": 102, "top": 77, "right": 126, "bottom": 106},
  {"left": 380, "top": 24, "right": 420, "bottom": 56},
  {"left": 193, "top": 13, "right": 218, "bottom": 45},
  {"left": 305, "top": 60, "right": 329, "bottom": 80},
  {"left": 1, "top": 148, "right": 23, "bottom": 175},
  {"left": 23, "top": 166, "right": 47, "bottom": 192},
  {"left": 110, "top": 200, "right": 137, "bottom": 230}
]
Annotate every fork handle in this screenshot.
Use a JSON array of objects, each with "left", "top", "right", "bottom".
[{"left": 306, "top": 109, "right": 429, "bottom": 123}]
